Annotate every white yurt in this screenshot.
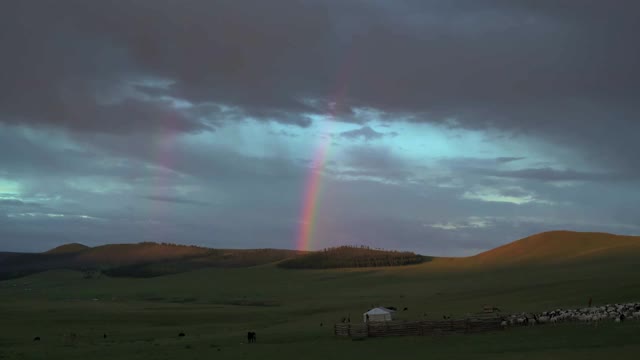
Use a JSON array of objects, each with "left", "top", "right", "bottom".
[{"left": 363, "top": 307, "right": 394, "bottom": 322}]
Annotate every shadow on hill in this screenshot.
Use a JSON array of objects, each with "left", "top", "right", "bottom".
[{"left": 277, "top": 246, "right": 428, "bottom": 269}]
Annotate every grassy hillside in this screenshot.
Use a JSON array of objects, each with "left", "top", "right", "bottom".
[
  {"left": 45, "top": 243, "right": 90, "bottom": 254},
  {"left": 278, "top": 246, "right": 426, "bottom": 269},
  {"left": 467, "top": 231, "right": 640, "bottom": 267},
  {"left": 1, "top": 251, "right": 640, "bottom": 360},
  {"left": 3, "top": 231, "right": 640, "bottom": 280},
  {"left": 0, "top": 243, "right": 303, "bottom": 280}
]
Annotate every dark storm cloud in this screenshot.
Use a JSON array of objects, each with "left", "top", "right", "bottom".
[{"left": 2, "top": 1, "right": 638, "bottom": 156}]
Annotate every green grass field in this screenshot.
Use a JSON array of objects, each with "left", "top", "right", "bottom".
[{"left": 2, "top": 251, "right": 640, "bottom": 360}]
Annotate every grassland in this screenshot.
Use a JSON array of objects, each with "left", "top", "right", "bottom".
[{"left": 1, "top": 231, "right": 640, "bottom": 359}]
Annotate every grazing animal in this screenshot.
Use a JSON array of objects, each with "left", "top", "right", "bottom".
[
  {"left": 403, "top": 307, "right": 408, "bottom": 311},
  {"left": 247, "top": 331, "right": 256, "bottom": 343},
  {"left": 179, "top": 332, "right": 186, "bottom": 337},
  {"left": 320, "top": 322, "right": 323, "bottom": 327},
  {"left": 103, "top": 333, "right": 107, "bottom": 339},
  {"left": 33, "top": 337, "right": 41, "bottom": 341}
]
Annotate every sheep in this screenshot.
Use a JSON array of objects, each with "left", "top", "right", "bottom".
[{"left": 505, "top": 301, "right": 640, "bottom": 327}]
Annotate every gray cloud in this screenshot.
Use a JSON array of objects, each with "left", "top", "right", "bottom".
[
  {"left": 496, "top": 157, "right": 526, "bottom": 164},
  {"left": 339, "top": 126, "right": 397, "bottom": 141},
  {"left": 142, "top": 195, "right": 210, "bottom": 207},
  {"left": 471, "top": 167, "right": 628, "bottom": 183}
]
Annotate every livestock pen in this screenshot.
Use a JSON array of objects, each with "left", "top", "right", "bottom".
[{"left": 334, "top": 318, "right": 504, "bottom": 338}]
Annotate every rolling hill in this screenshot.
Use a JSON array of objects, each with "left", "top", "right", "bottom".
[
  {"left": 0, "top": 242, "right": 304, "bottom": 280},
  {"left": 45, "top": 243, "right": 90, "bottom": 254},
  {"left": 277, "top": 246, "right": 428, "bottom": 269},
  {"left": 2, "top": 231, "right": 640, "bottom": 279},
  {"left": 465, "top": 231, "right": 640, "bottom": 267}
]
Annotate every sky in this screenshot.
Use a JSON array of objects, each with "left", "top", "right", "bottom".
[{"left": 1, "top": 0, "right": 639, "bottom": 255}]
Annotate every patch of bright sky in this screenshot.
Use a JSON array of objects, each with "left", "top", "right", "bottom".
[
  {"left": 0, "top": 178, "right": 22, "bottom": 199},
  {"left": 65, "top": 177, "right": 134, "bottom": 194},
  {"left": 186, "top": 107, "right": 574, "bottom": 177},
  {"left": 428, "top": 216, "right": 492, "bottom": 230},
  {"left": 462, "top": 188, "right": 535, "bottom": 205},
  {"left": 7, "top": 212, "right": 102, "bottom": 220}
]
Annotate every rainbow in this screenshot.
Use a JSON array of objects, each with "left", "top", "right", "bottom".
[
  {"left": 296, "top": 118, "right": 335, "bottom": 251},
  {"left": 296, "top": 50, "right": 356, "bottom": 251}
]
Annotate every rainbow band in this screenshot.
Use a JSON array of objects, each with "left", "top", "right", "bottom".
[
  {"left": 296, "top": 120, "right": 334, "bottom": 251},
  {"left": 296, "top": 49, "right": 356, "bottom": 251}
]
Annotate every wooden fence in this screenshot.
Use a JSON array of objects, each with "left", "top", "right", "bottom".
[{"left": 334, "top": 318, "right": 504, "bottom": 338}]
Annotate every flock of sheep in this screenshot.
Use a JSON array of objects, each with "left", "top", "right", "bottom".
[{"left": 503, "top": 302, "right": 640, "bottom": 326}]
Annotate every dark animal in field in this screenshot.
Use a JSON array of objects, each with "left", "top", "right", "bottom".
[
  {"left": 179, "top": 332, "right": 186, "bottom": 337},
  {"left": 247, "top": 331, "right": 257, "bottom": 343},
  {"left": 320, "top": 322, "right": 323, "bottom": 327},
  {"left": 103, "top": 333, "right": 107, "bottom": 339},
  {"left": 403, "top": 307, "right": 408, "bottom": 311},
  {"left": 33, "top": 337, "right": 40, "bottom": 341}
]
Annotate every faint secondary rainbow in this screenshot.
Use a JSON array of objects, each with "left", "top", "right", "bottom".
[{"left": 296, "top": 51, "right": 356, "bottom": 251}]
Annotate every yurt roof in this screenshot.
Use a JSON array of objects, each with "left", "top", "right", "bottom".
[{"left": 364, "top": 307, "right": 394, "bottom": 315}]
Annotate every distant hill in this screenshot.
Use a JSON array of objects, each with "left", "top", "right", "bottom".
[
  {"left": 277, "top": 246, "right": 427, "bottom": 269},
  {"left": 2, "top": 231, "right": 640, "bottom": 279},
  {"left": 0, "top": 242, "right": 304, "bottom": 280},
  {"left": 464, "top": 231, "right": 640, "bottom": 267},
  {"left": 45, "top": 243, "right": 90, "bottom": 254}
]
